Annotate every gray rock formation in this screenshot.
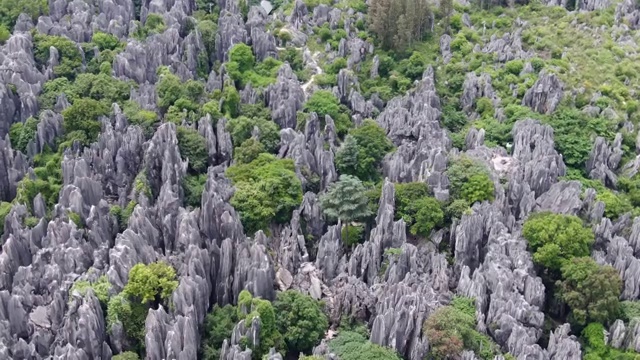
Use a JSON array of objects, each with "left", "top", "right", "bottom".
[
  {"left": 460, "top": 72, "right": 500, "bottom": 116},
  {"left": 586, "top": 134, "right": 623, "bottom": 188},
  {"left": 522, "top": 72, "right": 564, "bottom": 114},
  {"left": 266, "top": 64, "right": 305, "bottom": 129},
  {"left": 378, "top": 68, "right": 450, "bottom": 200},
  {"left": 456, "top": 203, "right": 546, "bottom": 359}
]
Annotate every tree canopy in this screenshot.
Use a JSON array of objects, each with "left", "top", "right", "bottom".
[
  {"left": 227, "top": 154, "right": 303, "bottom": 234},
  {"left": 522, "top": 212, "right": 594, "bottom": 272},
  {"left": 273, "top": 290, "right": 329, "bottom": 354},
  {"left": 558, "top": 257, "right": 622, "bottom": 326}
]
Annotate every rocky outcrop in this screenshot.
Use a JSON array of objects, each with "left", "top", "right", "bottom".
[
  {"left": 266, "top": 64, "right": 305, "bottom": 129},
  {"left": 378, "top": 68, "right": 450, "bottom": 200},
  {"left": 0, "top": 136, "right": 27, "bottom": 202},
  {"left": 481, "top": 30, "right": 530, "bottom": 62},
  {"left": 522, "top": 72, "right": 564, "bottom": 115},
  {"left": 507, "top": 119, "right": 566, "bottom": 219},
  {"left": 586, "top": 134, "right": 623, "bottom": 188},
  {"left": 456, "top": 203, "right": 546, "bottom": 359},
  {"left": 546, "top": 324, "right": 581, "bottom": 359},
  {"left": 278, "top": 112, "right": 337, "bottom": 191},
  {"left": 460, "top": 72, "right": 500, "bottom": 115}
]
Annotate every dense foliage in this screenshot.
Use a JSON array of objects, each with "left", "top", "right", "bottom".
[
  {"left": 336, "top": 120, "right": 394, "bottom": 181},
  {"left": 424, "top": 297, "right": 502, "bottom": 359},
  {"left": 557, "top": 257, "right": 622, "bottom": 326},
  {"left": 446, "top": 156, "right": 494, "bottom": 205},
  {"left": 522, "top": 212, "right": 594, "bottom": 273},
  {"left": 328, "top": 331, "right": 402, "bottom": 360},
  {"left": 227, "top": 154, "right": 303, "bottom": 234},
  {"left": 273, "top": 290, "right": 329, "bottom": 354}
]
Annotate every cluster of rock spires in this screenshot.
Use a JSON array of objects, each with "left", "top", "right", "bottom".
[{"left": 2, "top": 0, "right": 640, "bottom": 359}]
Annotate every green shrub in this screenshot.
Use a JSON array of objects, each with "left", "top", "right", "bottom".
[
  {"left": 558, "top": 257, "right": 622, "bottom": 326},
  {"left": 274, "top": 290, "right": 329, "bottom": 354},
  {"left": 123, "top": 262, "right": 178, "bottom": 304},
  {"left": 201, "top": 304, "right": 239, "bottom": 360},
  {"left": 234, "top": 138, "right": 266, "bottom": 164},
  {"left": 522, "top": 212, "right": 594, "bottom": 273},
  {"left": 596, "top": 190, "right": 632, "bottom": 220},
  {"left": 0, "top": 201, "right": 12, "bottom": 234},
  {"left": 328, "top": 331, "right": 401, "bottom": 360},
  {"left": 62, "top": 98, "right": 110, "bottom": 145},
  {"left": 505, "top": 60, "right": 524, "bottom": 75},
  {"left": 92, "top": 32, "right": 122, "bottom": 51},
  {"left": 226, "top": 116, "right": 280, "bottom": 153},
  {"left": 9, "top": 117, "right": 39, "bottom": 154},
  {"left": 183, "top": 174, "right": 207, "bottom": 208},
  {"left": 107, "top": 294, "right": 148, "bottom": 349},
  {"left": 342, "top": 223, "right": 365, "bottom": 246},
  {"left": 33, "top": 34, "right": 82, "bottom": 79},
  {"left": 227, "top": 154, "right": 302, "bottom": 234},
  {"left": 69, "top": 275, "right": 111, "bottom": 306},
  {"left": 336, "top": 121, "right": 393, "bottom": 181},
  {"left": 176, "top": 126, "right": 208, "bottom": 174},
  {"left": 447, "top": 156, "right": 494, "bottom": 204},
  {"left": 112, "top": 352, "right": 139, "bottom": 360}
]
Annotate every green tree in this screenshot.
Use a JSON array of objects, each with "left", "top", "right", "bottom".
[
  {"left": 558, "top": 257, "right": 622, "bottom": 326},
  {"left": 107, "top": 294, "right": 148, "bottom": 349},
  {"left": 227, "top": 154, "right": 303, "bottom": 234},
  {"left": 201, "top": 304, "right": 239, "bottom": 360},
  {"left": 447, "top": 156, "right": 494, "bottom": 204},
  {"left": 336, "top": 135, "right": 359, "bottom": 176},
  {"left": 156, "top": 73, "right": 183, "bottom": 111},
  {"left": 9, "top": 117, "right": 39, "bottom": 154},
  {"left": 226, "top": 116, "right": 280, "bottom": 152},
  {"left": 92, "top": 32, "right": 122, "bottom": 51},
  {"left": 177, "top": 126, "right": 209, "bottom": 174},
  {"left": 112, "top": 351, "right": 140, "bottom": 360},
  {"left": 424, "top": 297, "right": 500, "bottom": 360},
  {"left": 222, "top": 84, "right": 241, "bottom": 118},
  {"left": 305, "top": 90, "right": 341, "bottom": 119},
  {"left": 522, "top": 212, "right": 594, "bottom": 272},
  {"left": 123, "top": 262, "right": 178, "bottom": 304},
  {"left": 320, "top": 175, "right": 372, "bottom": 242},
  {"left": 460, "top": 173, "right": 495, "bottom": 204},
  {"left": 229, "top": 43, "right": 256, "bottom": 74},
  {"left": 337, "top": 120, "right": 393, "bottom": 181},
  {"left": 62, "top": 98, "right": 110, "bottom": 144},
  {"left": 406, "top": 197, "right": 444, "bottom": 237},
  {"left": 274, "top": 290, "right": 329, "bottom": 354},
  {"left": 234, "top": 138, "right": 266, "bottom": 164},
  {"left": 0, "top": 0, "right": 47, "bottom": 30},
  {"left": 328, "top": 331, "right": 401, "bottom": 360},
  {"left": 33, "top": 34, "right": 82, "bottom": 79}
]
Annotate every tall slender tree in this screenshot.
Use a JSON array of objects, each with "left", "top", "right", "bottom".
[{"left": 320, "top": 175, "right": 372, "bottom": 241}]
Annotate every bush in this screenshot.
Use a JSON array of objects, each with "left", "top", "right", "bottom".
[
  {"left": 596, "top": 190, "right": 632, "bottom": 220},
  {"left": 123, "top": 262, "right": 178, "bottom": 304},
  {"left": 0, "top": 201, "right": 12, "bottom": 234},
  {"left": 62, "top": 98, "right": 110, "bottom": 145},
  {"left": 505, "top": 59, "right": 524, "bottom": 75},
  {"left": 183, "top": 174, "right": 207, "bottom": 208},
  {"left": 176, "top": 126, "right": 208, "bottom": 174},
  {"left": 234, "top": 138, "right": 266, "bottom": 164},
  {"left": 447, "top": 156, "right": 494, "bottom": 204},
  {"left": 336, "top": 121, "right": 393, "bottom": 181},
  {"left": 227, "top": 154, "right": 302, "bottom": 234},
  {"left": 92, "top": 32, "right": 122, "bottom": 51},
  {"left": 9, "top": 117, "right": 39, "bottom": 154},
  {"left": 424, "top": 297, "right": 500, "bottom": 360},
  {"left": 274, "top": 290, "right": 329, "bottom": 354},
  {"left": 156, "top": 73, "right": 183, "bottom": 111},
  {"left": 112, "top": 352, "right": 140, "bottom": 360},
  {"left": 342, "top": 223, "right": 365, "bottom": 246},
  {"left": 328, "top": 331, "right": 401, "bottom": 360},
  {"left": 0, "top": 0, "right": 47, "bottom": 30},
  {"left": 69, "top": 275, "right": 111, "bottom": 307},
  {"left": 406, "top": 197, "right": 444, "bottom": 237},
  {"left": 33, "top": 34, "right": 82, "bottom": 79},
  {"left": 201, "top": 304, "right": 239, "bottom": 360},
  {"left": 620, "top": 301, "right": 640, "bottom": 322},
  {"left": 558, "top": 257, "right": 622, "bottom": 326},
  {"left": 522, "top": 212, "right": 594, "bottom": 273},
  {"left": 226, "top": 116, "right": 280, "bottom": 153},
  {"left": 107, "top": 294, "right": 148, "bottom": 348}
]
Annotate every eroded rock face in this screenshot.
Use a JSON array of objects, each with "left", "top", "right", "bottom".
[
  {"left": 522, "top": 72, "right": 564, "bottom": 114},
  {"left": 456, "top": 203, "right": 546, "bottom": 359},
  {"left": 586, "top": 134, "right": 623, "bottom": 188},
  {"left": 378, "top": 68, "right": 451, "bottom": 200},
  {"left": 266, "top": 64, "right": 305, "bottom": 130}
]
